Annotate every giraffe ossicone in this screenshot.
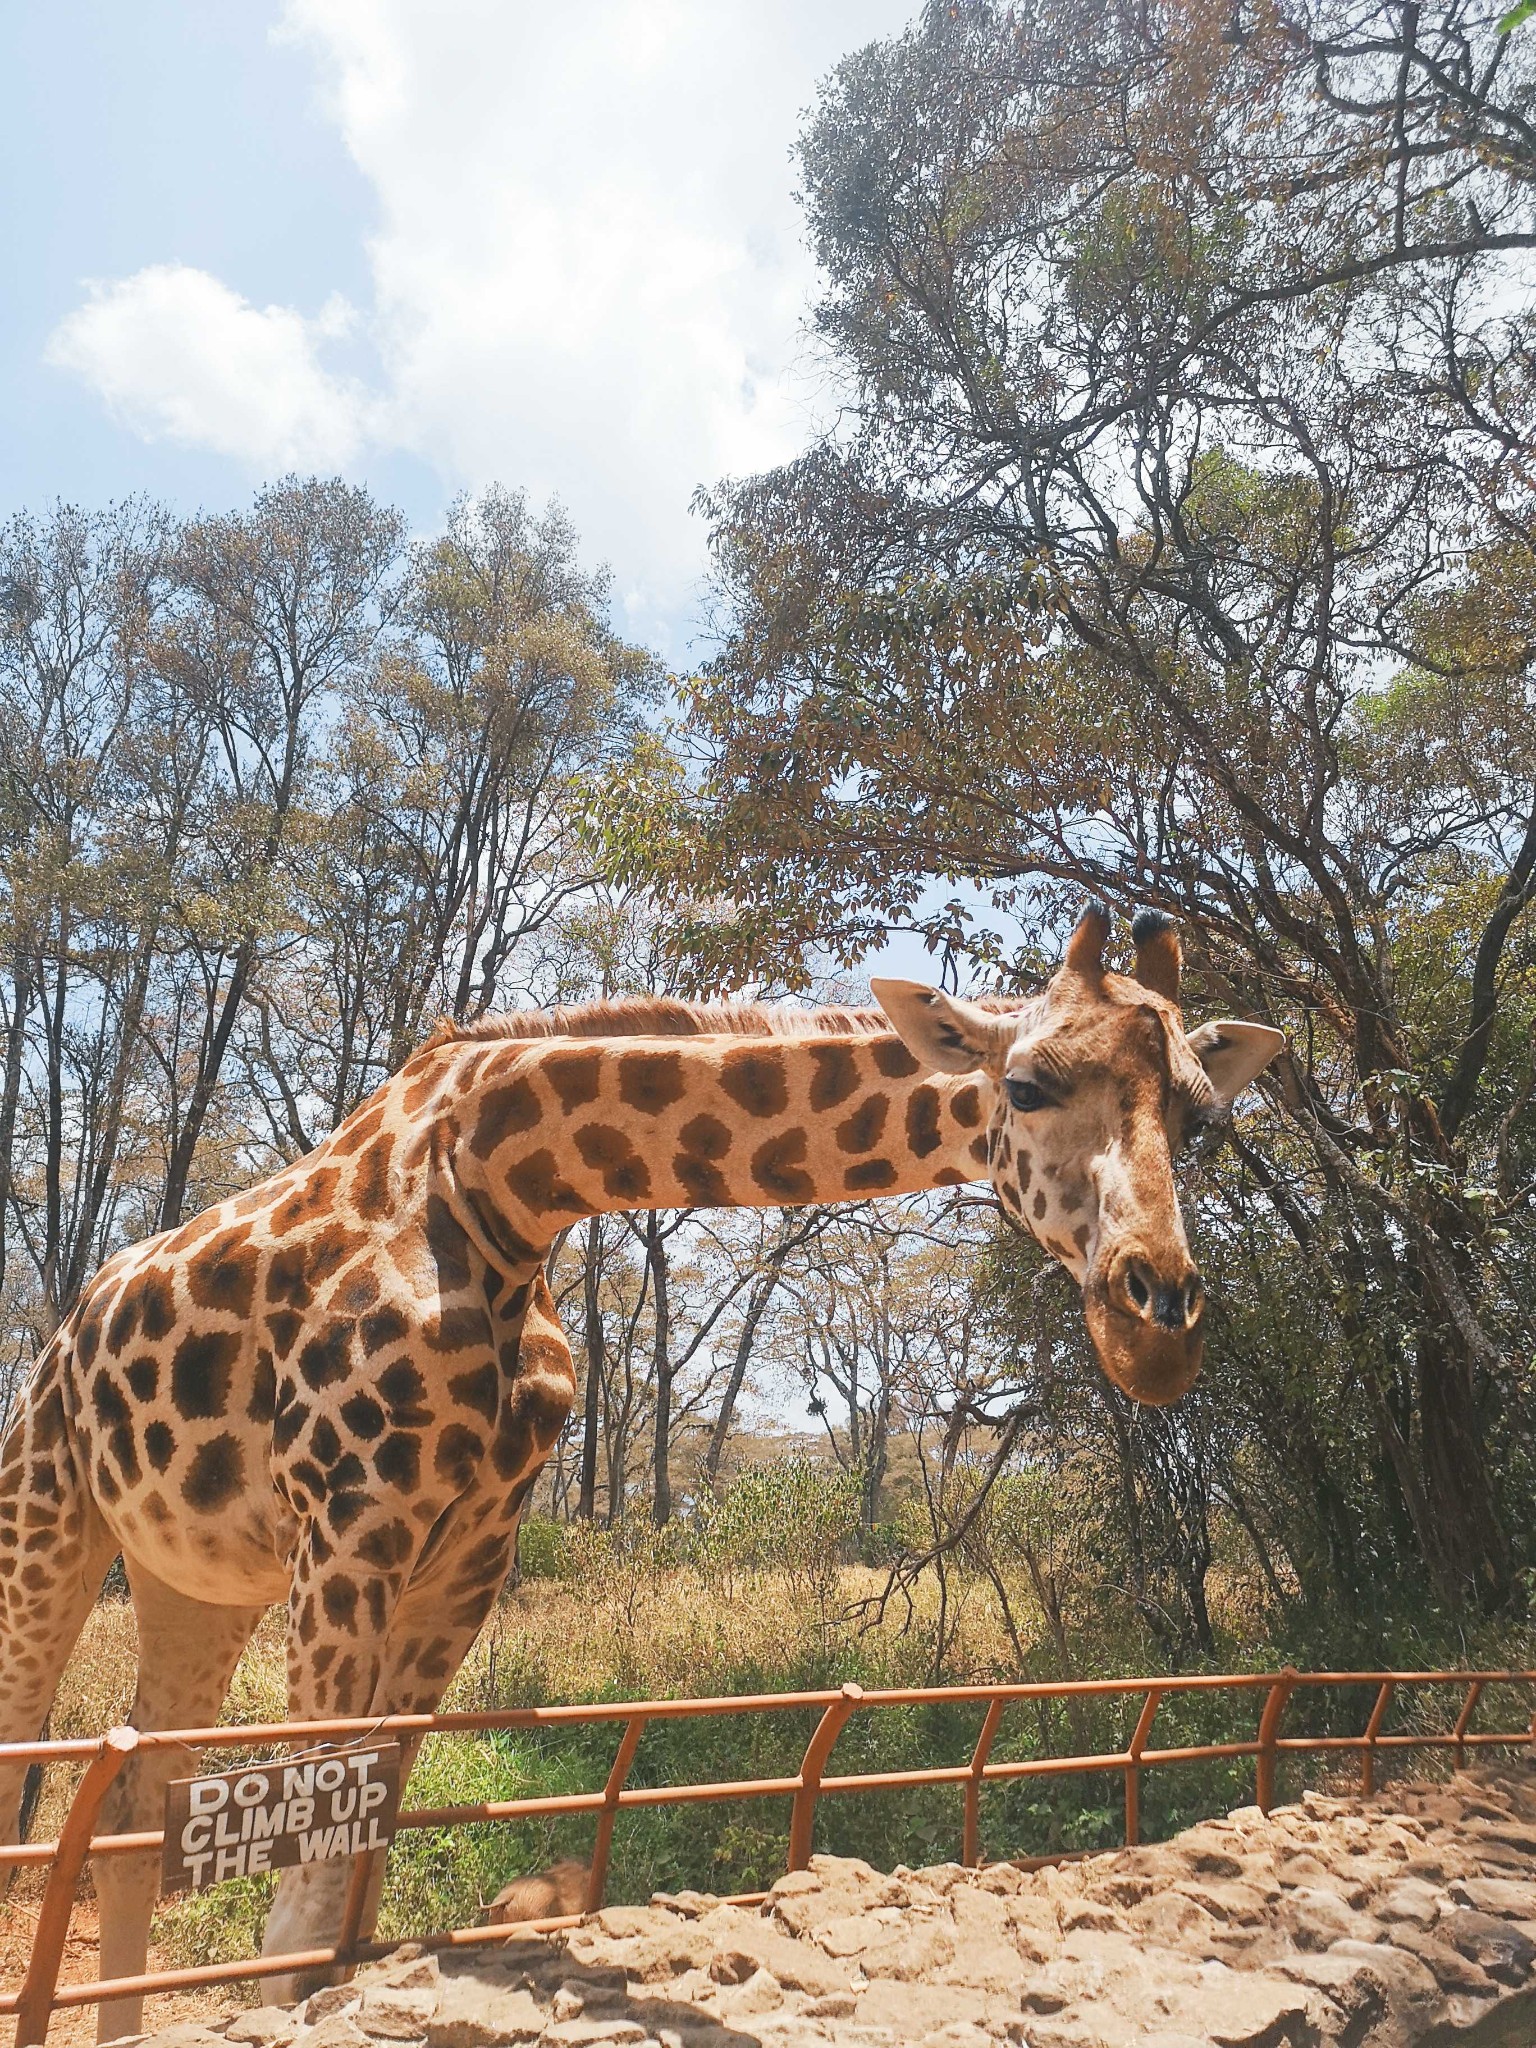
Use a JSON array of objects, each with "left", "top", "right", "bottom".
[{"left": 0, "top": 906, "right": 1280, "bottom": 2036}]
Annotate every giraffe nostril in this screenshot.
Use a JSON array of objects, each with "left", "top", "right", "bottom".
[
  {"left": 1126, "top": 1266, "right": 1150, "bottom": 1312},
  {"left": 1185, "top": 1274, "right": 1205, "bottom": 1322}
]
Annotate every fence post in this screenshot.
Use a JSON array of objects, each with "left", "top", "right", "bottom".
[
  {"left": 1455, "top": 1682, "right": 1485, "bottom": 1771},
  {"left": 15, "top": 1725, "right": 139, "bottom": 2048},
  {"left": 1255, "top": 1669, "right": 1297, "bottom": 1815},
  {"left": 1124, "top": 1688, "right": 1162, "bottom": 1848},
  {"left": 787, "top": 1684, "right": 862, "bottom": 1871},
  {"left": 962, "top": 1697, "right": 1006, "bottom": 1868},
  {"left": 585, "top": 1715, "right": 649, "bottom": 1914},
  {"left": 1359, "top": 1681, "right": 1395, "bottom": 1799}
]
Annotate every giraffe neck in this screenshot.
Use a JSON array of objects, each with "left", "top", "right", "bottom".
[{"left": 434, "top": 1028, "right": 993, "bottom": 1255}]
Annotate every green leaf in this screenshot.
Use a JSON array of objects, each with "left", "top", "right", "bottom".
[{"left": 1499, "top": 0, "right": 1535, "bottom": 31}]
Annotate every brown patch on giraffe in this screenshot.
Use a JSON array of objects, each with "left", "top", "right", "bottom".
[
  {"left": 542, "top": 1044, "right": 604, "bottom": 1110},
  {"left": 873, "top": 1038, "right": 921, "bottom": 1078},
  {"left": 379, "top": 1359, "right": 431, "bottom": 1424},
  {"left": 170, "top": 1329, "right": 240, "bottom": 1420},
  {"left": 425, "top": 1306, "right": 494, "bottom": 1353},
  {"left": 140, "top": 1269, "right": 177, "bottom": 1341},
  {"left": 340, "top": 1391, "right": 385, "bottom": 1438},
  {"left": 330, "top": 1101, "right": 385, "bottom": 1156},
  {"left": 424, "top": 1195, "right": 474, "bottom": 1290},
  {"left": 121, "top": 1354, "right": 155, "bottom": 1403},
  {"left": 363, "top": 1306, "right": 410, "bottom": 1356},
  {"left": 248, "top": 1349, "right": 277, "bottom": 1424},
  {"left": 359, "top": 1517, "right": 414, "bottom": 1570},
  {"left": 106, "top": 1293, "right": 139, "bottom": 1354},
  {"left": 310, "top": 1415, "right": 342, "bottom": 1464},
  {"left": 574, "top": 1121, "right": 653, "bottom": 1201},
  {"left": 807, "top": 1040, "right": 860, "bottom": 1110},
  {"left": 272, "top": 1167, "right": 342, "bottom": 1235},
  {"left": 835, "top": 1092, "right": 888, "bottom": 1153},
  {"left": 933, "top": 1167, "right": 967, "bottom": 1185},
  {"left": 187, "top": 1228, "right": 259, "bottom": 1320},
  {"left": 1073, "top": 1224, "right": 1091, "bottom": 1256},
  {"left": 970, "top": 1135, "right": 991, "bottom": 1165},
  {"left": 845, "top": 1159, "right": 898, "bottom": 1192},
  {"left": 905, "top": 1085, "right": 944, "bottom": 1158},
  {"left": 144, "top": 1418, "right": 175, "bottom": 1472},
  {"left": 1033, "top": 1188, "right": 1048, "bottom": 1220},
  {"left": 267, "top": 1309, "right": 303, "bottom": 1360},
  {"left": 448, "top": 1362, "right": 500, "bottom": 1422},
  {"left": 402, "top": 1062, "right": 446, "bottom": 1115},
  {"left": 267, "top": 1245, "right": 312, "bottom": 1310},
  {"left": 750, "top": 1130, "right": 815, "bottom": 1202},
  {"left": 297, "top": 1321, "right": 354, "bottom": 1391},
  {"left": 470, "top": 1076, "right": 543, "bottom": 1158},
  {"left": 374, "top": 1433, "right": 421, "bottom": 1489},
  {"left": 182, "top": 1433, "right": 244, "bottom": 1511},
  {"left": 435, "top": 1424, "right": 484, "bottom": 1490},
  {"left": 75, "top": 1302, "right": 104, "bottom": 1370},
  {"left": 351, "top": 1134, "right": 395, "bottom": 1220},
  {"left": 274, "top": 1388, "right": 309, "bottom": 1453},
  {"left": 618, "top": 1049, "right": 686, "bottom": 1115},
  {"left": 719, "top": 1046, "right": 788, "bottom": 1118},
  {"left": 505, "top": 1148, "right": 582, "bottom": 1215},
  {"left": 950, "top": 1083, "right": 983, "bottom": 1128},
  {"left": 323, "top": 1576, "right": 359, "bottom": 1631}
]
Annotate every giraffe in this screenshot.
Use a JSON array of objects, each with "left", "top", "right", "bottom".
[{"left": 0, "top": 905, "right": 1280, "bottom": 2038}]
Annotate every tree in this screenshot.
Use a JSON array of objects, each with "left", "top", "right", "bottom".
[{"left": 635, "top": 0, "right": 1536, "bottom": 1612}]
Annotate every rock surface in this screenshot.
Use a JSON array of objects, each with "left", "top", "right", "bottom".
[{"left": 124, "top": 1762, "right": 1536, "bottom": 2046}]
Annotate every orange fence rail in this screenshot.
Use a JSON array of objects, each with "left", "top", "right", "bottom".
[{"left": 4, "top": 1666, "right": 1535, "bottom": 2044}]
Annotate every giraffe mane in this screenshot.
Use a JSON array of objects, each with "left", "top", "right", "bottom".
[{"left": 419, "top": 991, "right": 1027, "bottom": 1054}]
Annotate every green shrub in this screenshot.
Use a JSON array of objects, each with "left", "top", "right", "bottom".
[{"left": 516, "top": 1513, "right": 568, "bottom": 1580}]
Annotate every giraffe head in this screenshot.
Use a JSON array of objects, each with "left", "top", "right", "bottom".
[{"left": 873, "top": 906, "right": 1283, "bottom": 1406}]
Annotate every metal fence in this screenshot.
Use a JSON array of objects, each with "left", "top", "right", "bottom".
[{"left": 4, "top": 1666, "right": 1535, "bottom": 2045}]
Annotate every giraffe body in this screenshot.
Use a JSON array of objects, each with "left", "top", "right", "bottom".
[{"left": 0, "top": 911, "right": 1283, "bottom": 2037}]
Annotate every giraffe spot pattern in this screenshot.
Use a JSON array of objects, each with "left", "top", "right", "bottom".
[
  {"left": 750, "top": 1129, "right": 816, "bottom": 1202},
  {"left": 873, "top": 1038, "right": 921, "bottom": 1079},
  {"left": 171, "top": 1329, "right": 239, "bottom": 1421},
  {"left": 574, "top": 1121, "right": 652, "bottom": 1200},
  {"left": 470, "top": 1077, "right": 542, "bottom": 1158},
  {"left": 807, "top": 1041, "right": 860, "bottom": 1110},
  {"left": 618, "top": 1049, "right": 686, "bottom": 1114},
  {"left": 351, "top": 1135, "right": 396, "bottom": 1221},
  {"left": 836, "top": 1093, "right": 889, "bottom": 1153},
  {"left": 542, "top": 1044, "right": 604, "bottom": 1110},
  {"left": 845, "top": 1159, "right": 897, "bottom": 1191},
  {"left": 182, "top": 1433, "right": 244, "bottom": 1511},
  {"left": 719, "top": 1046, "right": 788, "bottom": 1118},
  {"left": 187, "top": 1229, "right": 258, "bottom": 1319},
  {"left": 905, "top": 1085, "right": 944, "bottom": 1158},
  {"left": 504, "top": 1149, "right": 581, "bottom": 1214}
]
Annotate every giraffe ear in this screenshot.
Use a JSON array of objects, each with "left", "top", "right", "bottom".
[
  {"left": 1188, "top": 1020, "right": 1285, "bottom": 1104},
  {"left": 1064, "top": 901, "right": 1111, "bottom": 979},
  {"left": 871, "top": 980, "right": 1013, "bottom": 1075}
]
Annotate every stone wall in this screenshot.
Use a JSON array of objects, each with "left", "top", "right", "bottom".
[{"left": 127, "top": 1759, "right": 1536, "bottom": 2048}]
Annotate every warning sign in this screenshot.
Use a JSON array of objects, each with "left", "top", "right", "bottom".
[{"left": 161, "top": 1744, "right": 401, "bottom": 1891}]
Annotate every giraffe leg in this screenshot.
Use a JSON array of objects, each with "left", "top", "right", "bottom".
[
  {"left": 262, "top": 1275, "right": 574, "bottom": 1995},
  {"left": 92, "top": 1564, "right": 263, "bottom": 2044},
  {"left": 259, "top": 1510, "right": 527, "bottom": 1994},
  {"left": 0, "top": 1342, "right": 116, "bottom": 1868}
]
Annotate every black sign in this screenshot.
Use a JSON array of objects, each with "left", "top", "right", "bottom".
[{"left": 161, "top": 1744, "right": 401, "bottom": 1891}]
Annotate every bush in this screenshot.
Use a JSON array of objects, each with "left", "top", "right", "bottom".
[{"left": 517, "top": 1513, "right": 568, "bottom": 1580}]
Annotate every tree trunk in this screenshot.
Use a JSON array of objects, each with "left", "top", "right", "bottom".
[
  {"left": 649, "top": 1215, "right": 674, "bottom": 1526},
  {"left": 1416, "top": 1320, "right": 1513, "bottom": 1612},
  {"left": 578, "top": 1217, "right": 604, "bottom": 1521}
]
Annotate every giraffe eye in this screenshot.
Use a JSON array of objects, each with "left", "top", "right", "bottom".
[{"left": 1005, "top": 1076, "right": 1051, "bottom": 1113}]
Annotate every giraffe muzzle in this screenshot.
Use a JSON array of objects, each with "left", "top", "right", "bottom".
[{"left": 1085, "top": 1247, "right": 1206, "bottom": 1404}]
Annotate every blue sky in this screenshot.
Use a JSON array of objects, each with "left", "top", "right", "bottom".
[{"left": 4, "top": 0, "right": 913, "bottom": 669}]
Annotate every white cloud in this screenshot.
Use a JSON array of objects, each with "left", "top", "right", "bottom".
[
  {"left": 46, "top": 264, "right": 372, "bottom": 472},
  {"left": 46, "top": 1, "right": 910, "bottom": 648}
]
